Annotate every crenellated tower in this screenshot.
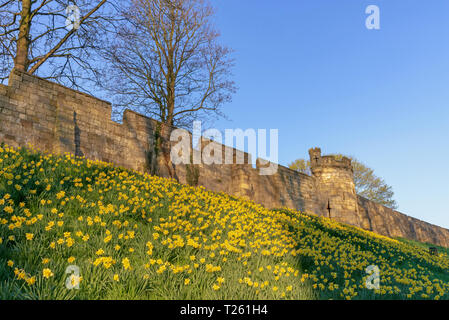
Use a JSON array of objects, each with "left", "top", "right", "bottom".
[{"left": 309, "top": 147, "right": 361, "bottom": 226}]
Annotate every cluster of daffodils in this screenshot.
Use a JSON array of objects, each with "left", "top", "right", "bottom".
[{"left": 1, "top": 144, "right": 449, "bottom": 300}]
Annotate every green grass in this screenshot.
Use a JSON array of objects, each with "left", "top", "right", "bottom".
[
  {"left": 1, "top": 144, "right": 449, "bottom": 300},
  {"left": 395, "top": 237, "right": 449, "bottom": 255}
]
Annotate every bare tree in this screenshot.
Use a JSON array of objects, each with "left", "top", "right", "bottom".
[
  {"left": 102, "top": 0, "right": 235, "bottom": 178},
  {"left": 0, "top": 0, "right": 119, "bottom": 90}
]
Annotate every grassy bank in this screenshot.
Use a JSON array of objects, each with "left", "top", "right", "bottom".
[{"left": 1, "top": 144, "right": 449, "bottom": 300}]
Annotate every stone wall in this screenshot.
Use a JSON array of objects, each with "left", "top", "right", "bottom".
[
  {"left": 357, "top": 196, "right": 449, "bottom": 247},
  {"left": 0, "top": 70, "right": 158, "bottom": 173},
  {"left": 1, "top": 70, "right": 449, "bottom": 247}
]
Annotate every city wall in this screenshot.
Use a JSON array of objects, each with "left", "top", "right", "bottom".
[{"left": 1, "top": 70, "right": 448, "bottom": 247}]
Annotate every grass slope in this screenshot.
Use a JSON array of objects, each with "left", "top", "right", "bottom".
[{"left": 1, "top": 144, "right": 449, "bottom": 300}]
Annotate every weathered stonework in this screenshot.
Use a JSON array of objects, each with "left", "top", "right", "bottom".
[
  {"left": 1, "top": 70, "right": 449, "bottom": 247},
  {"left": 309, "top": 148, "right": 361, "bottom": 225}
]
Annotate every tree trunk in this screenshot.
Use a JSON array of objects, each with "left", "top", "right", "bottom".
[
  {"left": 157, "top": 58, "right": 178, "bottom": 179},
  {"left": 14, "top": 0, "right": 32, "bottom": 72},
  {"left": 156, "top": 122, "right": 178, "bottom": 180}
]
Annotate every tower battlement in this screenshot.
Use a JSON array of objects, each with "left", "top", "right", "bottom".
[{"left": 308, "top": 147, "right": 353, "bottom": 173}]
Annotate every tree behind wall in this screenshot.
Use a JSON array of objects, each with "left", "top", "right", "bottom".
[
  {"left": 289, "top": 155, "right": 398, "bottom": 209},
  {"left": 100, "top": 0, "right": 236, "bottom": 179}
]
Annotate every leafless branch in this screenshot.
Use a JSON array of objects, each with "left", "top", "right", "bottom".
[{"left": 100, "top": 0, "right": 236, "bottom": 129}]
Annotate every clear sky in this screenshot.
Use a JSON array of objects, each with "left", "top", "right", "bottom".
[{"left": 209, "top": 0, "right": 449, "bottom": 228}]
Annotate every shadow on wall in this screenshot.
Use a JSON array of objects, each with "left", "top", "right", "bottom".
[
  {"left": 122, "top": 110, "right": 160, "bottom": 174},
  {"left": 278, "top": 171, "right": 306, "bottom": 212},
  {"left": 73, "top": 111, "right": 84, "bottom": 157}
]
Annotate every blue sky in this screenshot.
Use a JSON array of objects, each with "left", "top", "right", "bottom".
[{"left": 210, "top": 1, "right": 449, "bottom": 228}]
